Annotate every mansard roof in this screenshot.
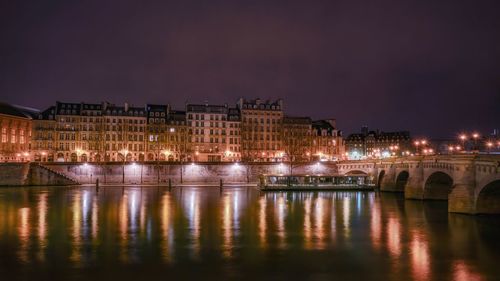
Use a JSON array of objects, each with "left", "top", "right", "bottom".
[
  {"left": 0, "top": 102, "right": 35, "bottom": 119},
  {"left": 186, "top": 104, "right": 228, "bottom": 114}
]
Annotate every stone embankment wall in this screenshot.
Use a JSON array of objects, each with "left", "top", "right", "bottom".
[
  {"left": 0, "top": 163, "right": 30, "bottom": 186},
  {"left": 37, "top": 162, "right": 338, "bottom": 185},
  {"left": 0, "top": 163, "right": 78, "bottom": 186}
]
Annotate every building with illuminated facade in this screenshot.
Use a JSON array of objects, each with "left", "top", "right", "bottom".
[
  {"left": 0, "top": 103, "right": 33, "bottom": 162},
  {"left": 282, "top": 116, "right": 313, "bottom": 162},
  {"left": 238, "top": 98, "right": 284, "bottom": 162},
  {"left": 345, "top": 127, "right": 411, "bottom": 159},
  {"left": 311, "top": 119, "right": 343, "bottom": 161},
  {"left": 23, "top": 98, "right": 346, "bottom": 163},
  {"left": 186, "top": 103, "right": 232, "bottom": 162}
]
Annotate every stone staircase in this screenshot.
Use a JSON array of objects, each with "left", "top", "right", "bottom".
[{"left": 34, "top": 163, "right": 80, "bottom": 185}]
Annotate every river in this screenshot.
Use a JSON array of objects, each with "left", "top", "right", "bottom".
[{"left": 0, "top": 186, "right": 499, "bottom": 280}]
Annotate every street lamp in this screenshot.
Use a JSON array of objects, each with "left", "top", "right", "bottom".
[
  {"left": 472, "top": 133, "right": 480, "bottom": 151},
  {"left": 486, "top": 142, "right": 493, "bottom": 153},
  {"left": 459, "top": 134, "right": 467, "bottom": 151},
  {"left": 120, "top": 149, "right": 129, "bottom": 184},
  {"left": 414, "top": 141, "right": 420, "bottom": 155}
]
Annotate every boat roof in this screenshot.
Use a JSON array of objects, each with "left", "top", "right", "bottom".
[{"left": 261, "top": 174, "right": 365, "bottom": 177}]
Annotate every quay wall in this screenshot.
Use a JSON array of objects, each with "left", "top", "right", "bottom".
[
  {"left": 0, "top": 163, "right": 30, "bottom": 186},
  {"left": 0, "top": 162, "right": 339, "bottom": 186},
  {"left": 0, "top": 163, "right": 77, "bottom": 186}
]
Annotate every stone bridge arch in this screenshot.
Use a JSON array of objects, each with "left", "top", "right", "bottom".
[
  {"left": 376, "top": 170, "right": 385, "bottom": 189},
  {"left": 395, "top": 170, "right": 410, "bottom": 192},
  {"left": 423, "top": 171, "right": 454, "bottom": 200},
  {"left": 474, "top": 174, "right": 500, "bottom": 215}
]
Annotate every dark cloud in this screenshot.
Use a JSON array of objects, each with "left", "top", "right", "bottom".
[{"left": 1, "top": 0, "right": 499, "bottom": 137}]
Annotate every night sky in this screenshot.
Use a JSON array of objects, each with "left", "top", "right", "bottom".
[{"left": 1, "top": 0, "right": 499, "bottom": 137}]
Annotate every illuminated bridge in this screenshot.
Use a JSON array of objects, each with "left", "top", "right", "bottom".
[{"left": 337, "top": 154, "right": 500, "bottom": 215}]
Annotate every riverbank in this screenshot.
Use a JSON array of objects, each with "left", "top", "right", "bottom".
[{"left": 0, "top": 162, "right": 338, "bottom": 186}]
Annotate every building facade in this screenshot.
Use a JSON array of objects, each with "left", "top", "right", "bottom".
[
  {"left": 345, "top": 128, "right": 411, "bottom": 159},
  {"left": 311, "top": 119, "right": 343, "bottom": 161},
  {"left": 282, "top": 116, "right": 312, "bottom": 162},
  {"left": 0, "top": 103, "right": 33, "bottom": 162},
  {"left": 238, "top": 98, "right": 284, "bottom": 162},
  {"left": 26, "top": 98, "right": 345, "bottom": 163},
  {"left": 186, "top": 103, "right": 230, "bottom": 162}
]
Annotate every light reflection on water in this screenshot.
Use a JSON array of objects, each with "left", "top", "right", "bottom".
[{"left": 0, "top": 186, "right": 498, "bottom": 280}]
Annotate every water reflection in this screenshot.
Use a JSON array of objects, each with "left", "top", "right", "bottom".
[
  {"left": 161, "top": 192, "right": 173, "bottom": 263},
  {"left": 37, "top": 193, "right": 47, "bottom": 262},
  {"left": 0, "top": 187, "right": 499, "bottom": 280},
  {"left": 411, "top": 230, "right": 430, "bottom": 281},
  {"left": 183, "top": 188, "right": 201, "bottom": 259},
  {"left": 17, "top": 207, "right": 30, "bottom": 264}
]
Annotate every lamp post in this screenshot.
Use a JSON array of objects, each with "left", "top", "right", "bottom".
[
  {"left": 472, "top": 133, "right": 479, "bottom": 151},
  {"left": 414, "top": 141, "right": 420, "bottom": 155},
  {"left": 486, "top": 142, "right": 493, "bottom": 154},
  {"left": 120, "top": 149, "right": 128, "bottom": 184},
  {"left": 459, "top": 134, "right": 467, "bottom": 152}
]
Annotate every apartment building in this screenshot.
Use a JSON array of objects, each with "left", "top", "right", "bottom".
[{"left": 238, "top": 98, "right": 284, "bottom": 162}]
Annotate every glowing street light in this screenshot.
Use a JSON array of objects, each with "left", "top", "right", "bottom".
[
  {"left": 486, "top": 141, "right": 493, "bottom": 153},
  {"left": 470, "top": 133, "right": 480, "bottom": 151},
  {"left": 414, "top": 139, "right": 428, "bottom": 155}
]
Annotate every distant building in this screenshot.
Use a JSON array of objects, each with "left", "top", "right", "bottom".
[
  {"left": 238, "top": 98, "right": 284, "bottom": 162},
  {"left": 186, "top": 103, "right": 230, "bottom": 162},
  {"left": 31, "top": 106, "right": 57, "bottom": 162},
  {"left": 226, "top": 107, "right": 241, "bottom": 162},
  {"left": 311, "top": 119, "right": 343, "bottom": 161},
  {"left": 27, "top": 98, "right": 345, "bottom": 163},
  {"left": 345, "top": 127, "right": 411, "bottom": 159},
  {"left": 0, "top": 103, "right": 34, "bottom": 162},
  {"left": 283, "top": 116, "right": 312, "bottom": 162}
]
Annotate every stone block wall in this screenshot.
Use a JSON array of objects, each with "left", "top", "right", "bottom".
[
  {"left": 0, "top": 163, "right": 30, "bottom": 186},
  {"left": 38, "top": 162, "right": 338, "bottom": 185}
]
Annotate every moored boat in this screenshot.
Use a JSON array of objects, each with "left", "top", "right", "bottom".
[{"left": 259, "top": 174, "right": 374, "bottom": 191}]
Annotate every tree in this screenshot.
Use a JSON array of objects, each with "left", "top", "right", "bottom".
[{"left": 282, "top": 117, "right": 312, "bottom": 175}]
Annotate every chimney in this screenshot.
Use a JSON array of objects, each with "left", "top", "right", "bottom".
[{"left": 124, "top": 102, "right": 129, "bottom": 112}]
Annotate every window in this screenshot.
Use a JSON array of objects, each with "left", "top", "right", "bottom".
[
  {"left": 11, "top": 129, "right": 16, "bottom": 143},
  {"left": 1, "top": 128, "right": 6, "bottom": 143}
]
